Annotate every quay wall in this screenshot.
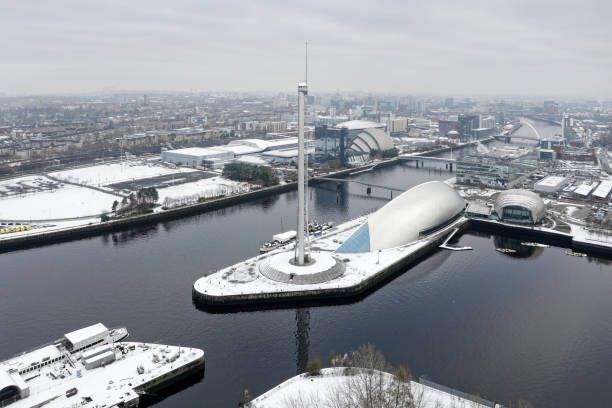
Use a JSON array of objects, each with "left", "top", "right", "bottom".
[
  {"left": 194, "top": 217, "right": 611, "bottom": 309},
  {"left": 468, "top": 218, "right": 611, "bottom": 258}
]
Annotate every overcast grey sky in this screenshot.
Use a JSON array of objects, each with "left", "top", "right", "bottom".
[{"left": 1, "top": 0, "right": 610, "bottom": 97}]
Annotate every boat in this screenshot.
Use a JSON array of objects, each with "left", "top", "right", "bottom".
[
  {"left": 521, "top": 242, "right": 550, "bottom": 248},
  {"left": 0, "top": 323, "right": 205, "bottom": 407},
  {"left": 308, "top": 221, "right": 334, "bottom": 236},
  {"left": 496, "top": 248, "right": 517, "bottom": 254},
  {"left": 260, "top": 230, "right": 297, "bottom": 253},
  {"left": 259, "top": 222, "right": 334, "bottom": 253},
  {"left": 565, "top": 250, "right": 587, "bottom": 257}
]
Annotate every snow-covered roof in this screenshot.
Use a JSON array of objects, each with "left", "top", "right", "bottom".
[
  {"left": 574, "top": 183, "right": 598, "bottom": 197},
  {"left": 219, "top": 144, "right": 261, "bottom": 155},
  {"left": 535, "top": 176, "right": 567, "bottom": 188},
  {"left": 64, "top": 323, "right": 108, "bottom": 347},
  {"left": 3, "top": 345, "right": 62, "bottom": 371},
  {"left": 592, "top": 180, "right": 612, "bottom": 199},
  {"left": 230, "top": 138, "right": 298, "bottom": 151},
  {"left": 335, "top": 120, "right": 385, "bottom": 130},
  {"left": 262, "top": 147, "right": 314, "bottom": 158},
  {"left": 164, "top": 147, "right": 232, "bottom": 157}
]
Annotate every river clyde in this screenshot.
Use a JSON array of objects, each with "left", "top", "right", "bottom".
[{"left": 1, "top": 128, "right": 611, "bottom": 407}]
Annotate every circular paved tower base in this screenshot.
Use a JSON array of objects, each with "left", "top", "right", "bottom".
[{"left": 258, "top": 251, "right": 345, "bottom": 285}]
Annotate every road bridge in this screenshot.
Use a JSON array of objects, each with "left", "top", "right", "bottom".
[
  {"left": 398, "top": 155, "right": 456, "bottom": 170},
  {"left": 317, "top": 177, "right": 404, "bottom": 192}
]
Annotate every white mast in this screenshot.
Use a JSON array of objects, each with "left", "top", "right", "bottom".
[
  {"left": 296, "top": 42, "right": 309, "bottom": 265},
  {"left": 304, "top": 41, "right": 310, "bottom": 259}
]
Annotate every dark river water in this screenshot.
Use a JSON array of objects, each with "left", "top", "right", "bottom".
[{"left": 2, "top": 132, "right": 612, "bottom": 408}]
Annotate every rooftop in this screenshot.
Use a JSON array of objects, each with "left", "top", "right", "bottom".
[
  {"left": 335, "top": 120, "right": 385, "bottom": 130},
  {"left": 64, "top": 323, "right": 108, "bottom": 346},
  {"left": 535, "top": 176, "right": 567, "bottom": 187}
]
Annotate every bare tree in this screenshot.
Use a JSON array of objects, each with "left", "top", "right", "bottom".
[
  {"left": 283, "top": 390, "right": 323, "bottom": 408},
  {"left": 328, "top": 344, "right": 416, "bottom": 408}
]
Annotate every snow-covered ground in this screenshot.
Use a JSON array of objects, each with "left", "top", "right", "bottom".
[
  {"left": 252, "top": 367, "right": 492, "bottom": 408},
  {"left": 0, "top": 176, "right": 120, "bottom": 221},
  {"left": 49, "top": 162, "right": 198, "bottom": 187},
  {"left": 193, "top": 216, "right": 467, "bottom": 300},
  {"left": 157, "top": 177, "right": 249, "bottom": 208},
  {"left": 0, "top": 175, "right": 64, "bottom": 196}
]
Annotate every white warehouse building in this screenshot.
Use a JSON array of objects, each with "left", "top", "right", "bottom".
[
  {"left": 161, "top": 137, "right": 301, "bottom": 169},
  {"left": 534, "top": 176, "right": 567, "bottom": 193},
  {"left": 161, "top": 147, "right": 234, "bottom": 169}
]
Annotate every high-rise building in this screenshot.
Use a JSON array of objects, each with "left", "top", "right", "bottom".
[
  {"left": 561, "top": 113, "right": 573, "bottom": 139},
  {"left": 479, "top": 115, "right": 496, "bottom": 130},
  {"left": 458, "top": 114, "right": 480, "bottom": 141}
]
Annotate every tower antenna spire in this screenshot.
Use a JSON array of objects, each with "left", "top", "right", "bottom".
[{"left": 305, "top": 41, "right": 308, "bottom": 84}]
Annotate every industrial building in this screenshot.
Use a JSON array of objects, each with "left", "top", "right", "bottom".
[
  {"left": 161, "top": 137, "right": 302, "bottom": 169},
  {"left": 456, "top": 156, "right": 516, "bottom": 188},
  {"left": 592, "top": 180, "right": 612, "bottom": 200},
  {"left": 161, "top": 147, "right": 234, "bottom": 169},
  {"left": 337, "top": 181, "right": 466, "bottom": 253},
  {"left": 534, "top": 176, "right": 567, "bottom": 193},
  {"left": 261, "top": 147, "right": 314, "bottom": 164},
  {"left": 494, "top": 189, "right": 546, "bottom": 224}
]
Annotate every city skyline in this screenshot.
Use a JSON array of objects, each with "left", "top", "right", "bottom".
[{"left": 1, "top": 0, "right": 610, "bottom": 97}]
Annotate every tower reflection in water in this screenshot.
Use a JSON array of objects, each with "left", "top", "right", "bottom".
[{"left": 294, "top": 308, "right": 310, "bottom": 374}]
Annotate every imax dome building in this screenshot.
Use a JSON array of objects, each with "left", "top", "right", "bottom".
[
  {"left": 494, "top": 189, "right": 546, "bottom": 224},
  {"left": 337, "top": 181, "right": 466, "bottom": 253}
]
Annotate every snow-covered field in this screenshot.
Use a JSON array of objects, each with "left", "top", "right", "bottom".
[
  {"left": 252, "top": 367, "right": 490, "bottom": 408},
  {"left": 49, "top": 162, "right": 198, "bottom": 187},
  {"left": 0, "top": 184, "right": 119, "bottom": 220}
]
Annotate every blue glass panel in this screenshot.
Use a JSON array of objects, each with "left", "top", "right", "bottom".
[{"left": 336, "top": 222, "right": 371, "bottom": 253}]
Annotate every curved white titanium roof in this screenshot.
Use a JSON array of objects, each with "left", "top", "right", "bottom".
[
  {"left": 494, "top": 189, "right": 546, "bottom": 222},
  {"left": 335, "top": 120, "right": 385, "bottom": 130},
  {"left": 349, "top": 128, "right": 395, "bottom": 154},
  {"left": 337, "top": 181, "right": 466, "bottom": 253}
]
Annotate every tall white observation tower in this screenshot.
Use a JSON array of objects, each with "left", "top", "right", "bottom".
[
  {"left": 296, "top": 81, "right": 309, "bottom": 265},
  {"left": 256, "top": 42, "right": 345, "bottom": 285}
]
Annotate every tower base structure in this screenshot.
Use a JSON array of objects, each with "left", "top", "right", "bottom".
[{"left": 259, "top": 251, "right": 344, "bottom": 285}]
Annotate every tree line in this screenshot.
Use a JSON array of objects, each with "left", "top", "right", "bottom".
[
  {"left": 104, "top": 187, "right": 160, "bottom": 220},
  {"left": 223, "top": 162, "right": 279, "bottom": 187}
]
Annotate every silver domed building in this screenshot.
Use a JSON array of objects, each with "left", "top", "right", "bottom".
[
  {"left": 337, "top": 181, "right": 466, "bottom": 253},
  {"left": 494, "top": 189, "right": 546, "bottom": 224},
  {"left": 335, "top": 120, "right": 395, "bottom": 156}
]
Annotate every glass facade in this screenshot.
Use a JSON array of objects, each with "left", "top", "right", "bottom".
[
  {"left": 336, "top": 222, "right": 371, "bottom": 253},
  {"left": 501, "top": 206, "right": 533, "bottom": 224},
  {"left": 456, "top": 156, "right": 515, "bottom": 188}
]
